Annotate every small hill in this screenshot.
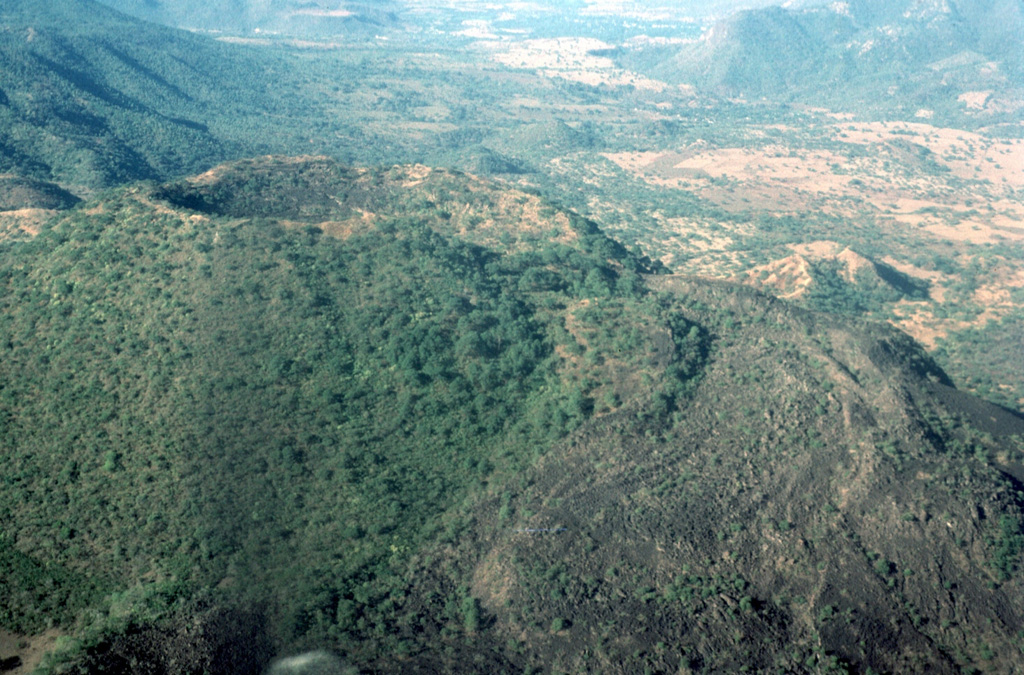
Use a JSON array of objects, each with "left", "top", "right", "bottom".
[
  {"left": 1, "top": 160, "right": 1022, "bottom": 674},
  {"left": 739, "top": 244, "right": 931, "bottom": 314},
  {"left": 739, "top": 252, "right": 816, "bottom": 299},
  {"left": 460, "top": 146, "right": 530, "bottom": 177},
  {"left": 152, "top": 156, "right": 645, "bottom": 258},
  {"left": 492, "top": 121, "right": 597, "bottom": 157}
]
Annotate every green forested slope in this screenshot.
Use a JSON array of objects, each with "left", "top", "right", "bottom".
[
  {"left": 0, "top": 159, "right": 691, "bottom": 669},
  {"left": 0, "top": 0, "right": 313, "bottom": 191},
  {"left": 2, "top": 159, "right": 1024, "bottom": 674}
]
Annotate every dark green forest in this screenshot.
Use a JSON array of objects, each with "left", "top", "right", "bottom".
[
  {"left": 1, "top": 161, "right": 1023, "bottom": 674},
  {"left": 0, "top": 162, "right": 708, "bottom": 669}
]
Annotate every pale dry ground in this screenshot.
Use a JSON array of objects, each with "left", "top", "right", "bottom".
[
  {"left": 602, "top": 120, "right": 1024, "bottom": 348},
  {"left": 604, "top": 124, "right": 1023, "bottom": 223},
  {"left": 745, "top": 241, "right": 1024, "bottom": 348},
  {"left": 740, "top": 254, "right": 815, "bottom": 299},
  {"left": 0, "top": 629, "right": 62, "bottom": 674},
  {"left": 0, "top": 208, "right": 54, "bottom": 239},
  {"left": 889, "top": 297, "right": 1012, "bottom": 349},
  {"left": 736, "top": 244, "right": 878, "bottom": 299},
  {"left": 833, "top": 121, "right": 1024, "bottom": 187},
  {"left": 291, "top": 8, "right": 353, "bottom": 17},
  {"left": 955, "top": 89, "right": 1024, "bottom": 116},
  {"left": 216, "top": 37, "right": 276, "bottom": 46},
  {"left": 604, "top": 124, "right": 1024, "bottom": 230},
  {"left": 487, "top": 36, "right": 676, "bottom": 91},
  {"left": 958, "top": 90, "right": 993, "bottom": 110}
]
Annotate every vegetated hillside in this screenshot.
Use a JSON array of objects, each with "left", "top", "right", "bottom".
[
  {"left": 151, "top": 156, "right": 645, "bottom": 259},
  {"left": 0, "top": 0, "right": 319, "bottom": 192},
  {"left": 1, "top": 158, "right": 1023, "bottom": 674},
  {"left": 935, "top": 313, "right": 1024, "bottom": 416},
  {"left": 0, "top": 175, "right": 80, "bottom": 211},
  {"left": 0, "top": 175, "right": 81, "bottom": 242},
  {"left": 737, "top": 246, "right": 931, "bottom": 315},
  {"left": 417, "top": 276, "right": 1024, "bottom": 674},
  {"left": 0, "top": 157, "right": 665, "bottom": 671},
  {"left": 618, "top": 0, "right": 1024, "bottom": 122}
]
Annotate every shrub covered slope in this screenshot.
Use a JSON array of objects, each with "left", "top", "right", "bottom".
[{"left": 1, "top": 158, "right": 1023, "bottom": 673}]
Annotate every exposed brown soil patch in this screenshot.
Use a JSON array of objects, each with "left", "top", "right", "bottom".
[
  {"left": 0, "top": 208, "right": 53, "bottom": 239},
  {"left": 492, "top": 37, "right": 668, "bottom": 91},
  {"left": 741, "top": 254, "right": 814, "bottom": 299},
  {"left": 0, "top": 629, "right": 62, "bottom": 674}
]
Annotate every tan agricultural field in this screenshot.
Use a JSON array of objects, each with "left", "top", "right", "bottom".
[{"left": 581, "top": 116, "right": 1024, "bottom": 406}]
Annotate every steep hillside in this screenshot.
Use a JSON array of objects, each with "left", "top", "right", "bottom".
[
  {"left": 94, "top": 0, "right": 400, "bottom": 35},
  {"left": 0, "top": 0, "right": 322, "bottom": 192},
  {"left": 0, "top": 0, "right": 215, "bottom": 188},
  {"left": 411, "top": 276, "right": 1024, "bottom": 673},
  {"left": 1, "top": 159, "right": 1023, "bottom": 674}
]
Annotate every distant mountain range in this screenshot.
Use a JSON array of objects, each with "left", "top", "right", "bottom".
[
  {"left": 94, "top": 0, "right": 400, "bottom": 35},
  {"left": 618, "top": 0, "right": 1024, "bottom": 120},
  {"left": 91, "top": 0, "right": 857, "bottom": 37},
  {"left": 9, "top": 0, "right": 1017, "bottom": 197}
]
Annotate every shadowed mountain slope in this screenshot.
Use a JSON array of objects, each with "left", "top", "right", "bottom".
[
  {"left": 0, "top": 0, "right": 316, "bottom": 191},
  {"left": 1, "top": 158, "right": 1023, "bottom": 673},
  {"left": 0, "top": 175, "right": 80, "bottom": 211}
]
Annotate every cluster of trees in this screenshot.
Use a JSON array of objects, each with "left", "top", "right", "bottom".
[
  {"left": 803, "top": 258, "right": 930, "bottom": 316},
  {"left": 0, "top": 168, "right": 708, "bottom": 667}
]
